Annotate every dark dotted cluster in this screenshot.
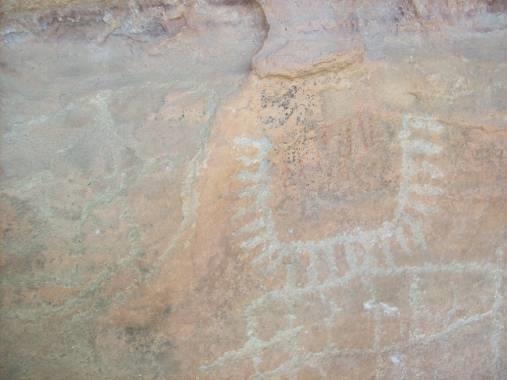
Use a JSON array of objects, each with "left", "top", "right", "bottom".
[{"left": 259, "top": 85, "right": 317, "bottom": 129}]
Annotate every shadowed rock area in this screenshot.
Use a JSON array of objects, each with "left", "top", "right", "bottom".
[{"left": 1, "top": 1, "right": 506, "bottom": 379}]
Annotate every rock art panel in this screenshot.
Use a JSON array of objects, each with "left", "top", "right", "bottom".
[
  {"left": 0, "top": 1, "right": 506, "bottom": 379},
  {"left": 196, "top": 66, "right": 505, "bottom": 379}
]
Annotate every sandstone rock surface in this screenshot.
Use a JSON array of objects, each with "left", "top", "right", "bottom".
[{"left": 1, "top": 1, "right": 506, "bottom": 379}]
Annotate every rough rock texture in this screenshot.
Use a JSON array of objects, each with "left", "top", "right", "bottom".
[{"left": 1, "top": 1, "right": 506, "bottom": 379}]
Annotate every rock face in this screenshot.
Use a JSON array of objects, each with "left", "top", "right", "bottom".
[{"left": 1, "top": 1, "right": 506, "bottom": 379}]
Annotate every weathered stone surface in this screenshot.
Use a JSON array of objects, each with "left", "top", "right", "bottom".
[{"left": 1, "top": 1, "right": 506, "bottom": 379}]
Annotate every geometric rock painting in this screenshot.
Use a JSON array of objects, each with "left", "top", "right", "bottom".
[
  {"left": 199, "top": 73, "right": 505, "bottom": 379},
  {"left": 1, "top": 1, "right": 506, "bottom": 379}
]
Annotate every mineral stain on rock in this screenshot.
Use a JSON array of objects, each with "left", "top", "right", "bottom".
[{"left": 0, "top": 1, "right": 506, "bottom": 379}]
